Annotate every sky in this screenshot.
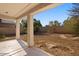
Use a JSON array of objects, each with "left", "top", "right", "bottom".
[{"left": 33, "top": 3, "right": 73, "bottom": 26}]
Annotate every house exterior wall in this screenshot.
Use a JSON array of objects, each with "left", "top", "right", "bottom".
[{"left": 0, "top": 23, "right": 16, "bottom": 35}]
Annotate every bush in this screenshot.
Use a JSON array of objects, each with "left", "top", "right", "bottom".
[{"left": 0, "top": 34, "right": 6, "bottom": 39}]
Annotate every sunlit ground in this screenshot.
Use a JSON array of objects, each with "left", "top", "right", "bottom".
[{"left": 21, "top": 34, "right": 79, "bottom": 56}]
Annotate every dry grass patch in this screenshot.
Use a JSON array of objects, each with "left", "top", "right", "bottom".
[
  {"left": 21, "top": 34, "right": 79, "bottom": 56},
  {"left": 34, "top": 34, "right": 79, "bottom": 56}
]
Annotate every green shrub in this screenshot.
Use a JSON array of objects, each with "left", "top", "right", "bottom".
[{"left": 0, "top": 34, "right": 6, "bottom": 40}]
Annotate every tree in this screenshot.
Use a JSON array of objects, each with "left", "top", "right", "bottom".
[
  {"left": 69, "top": 3, "right": 79, "bottom": 16},
  {"left": 69, "top": 3, "right": 79, "bottom": 36},
  {"left": 49, "top": 21, "right": 53, "bottom": 26},
  {"left": 34, "top": 19, "right": 42, "bottom": 34},
  {"left": 52, "top": 20, "right": 61, "bottom": 33},
  {"left": 73, "top": 17, "right": 79, "bottom": 35},
  {"left": 21, "top": 19, "right": 42, "bottom": 34},
  {"left": 48, "top": 21, "right": 54, "bottom": 33},
  {"left": 53, "top": 20, "right": 60, "bottom": 27},
  {"left": 20, "top": 19, "right": 27, "bottom": 34},
  {"left": 48, "top": 20, "right": 61, "bottom": 33},
  {"left": 63, "top": 17, "right": 77, "bottom": 34}
]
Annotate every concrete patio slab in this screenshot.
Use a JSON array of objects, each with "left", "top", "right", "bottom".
[
  {"left": 0, "top": 39, "right": 51, "bottom": 56},
  {"left": 0, "top": 39, "right": 27, "bottom": 56}
]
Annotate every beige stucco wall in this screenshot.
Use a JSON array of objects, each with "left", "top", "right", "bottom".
[
  {"left": 0, "top": 23, "right": 16, "bottom": 35},
  {"left": 0, "top": 27, "right": 15, "bottom": 35}
]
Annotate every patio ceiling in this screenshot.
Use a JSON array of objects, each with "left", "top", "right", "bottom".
[{"left": 0, "top": 3, "right": 61, "bottom": 20}]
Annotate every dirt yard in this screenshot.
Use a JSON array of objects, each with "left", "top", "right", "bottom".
[{"left": 21, "top": 34, "right": 79, "bottom": 56}]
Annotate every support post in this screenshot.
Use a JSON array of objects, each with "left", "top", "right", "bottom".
[
  {"left": 16, "top": 19, "right": 20, "bottom": 40},
  {"left": 27, "top": 14, "right": 34, "bottom": 47}
]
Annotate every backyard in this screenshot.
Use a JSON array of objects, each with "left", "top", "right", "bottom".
[
  {"left": 0, "top": 3, "right": 79, "bottom": 56},
  {"left": 20, "top": 34, "right": 79, "bottom": 56},
  {"left": 0, "top": 32, "right": 79, "bottom": 56}
]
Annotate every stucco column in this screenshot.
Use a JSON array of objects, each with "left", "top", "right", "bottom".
[
  {"left": 16, "top": 19, "right": 20, "bottom": 40},
  {"left": 27, "top": 14, "right": 34, "bottom": 47}
]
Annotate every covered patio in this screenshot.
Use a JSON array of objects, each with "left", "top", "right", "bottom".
[{"left": 0, "top": 3, "right": 61, "bottom": 56}]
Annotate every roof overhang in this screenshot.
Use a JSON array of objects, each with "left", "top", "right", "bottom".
[{"left": 0, "top": 3, "right": 62, "bottom": 20}]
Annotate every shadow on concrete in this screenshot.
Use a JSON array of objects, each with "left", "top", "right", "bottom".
[
  {"left": 17, "top": 39, "right": 50, "bottom": 56},
  {"left": 16, "top": 39, "right": 28, "bottom": 55}
]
